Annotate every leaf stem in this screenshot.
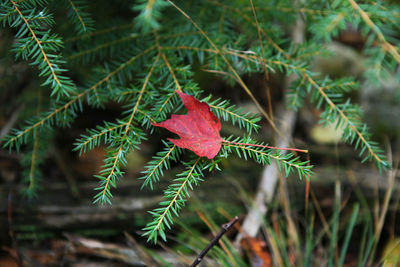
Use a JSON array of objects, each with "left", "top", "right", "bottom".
[{"left": 221, "top": 139, "right": 308, "bottom": 153}]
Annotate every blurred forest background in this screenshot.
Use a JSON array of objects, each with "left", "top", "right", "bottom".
[{"left": 1, "top": 0, "right": 400, "bottom": 266}]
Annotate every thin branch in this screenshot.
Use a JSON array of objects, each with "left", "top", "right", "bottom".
[
  {"left": 190, "top": 216, "right": 239, "bottom": 267},
  {"left": 235, "top": 4, "right": 305, "bottom": 244},
  {"left": 249, "top": 0, "right": 274, "bottom": 122}
]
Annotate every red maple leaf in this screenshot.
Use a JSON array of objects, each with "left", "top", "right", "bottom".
[
  {"left": 152, "top": 90, "right": 222, "bottom": 159},
  {"left": 153, "top": 91, "right": 308, "bottom": 160}
]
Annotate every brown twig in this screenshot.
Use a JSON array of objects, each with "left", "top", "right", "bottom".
[{"left": 190, "top": 216, "right": 239, "bottom": 267}]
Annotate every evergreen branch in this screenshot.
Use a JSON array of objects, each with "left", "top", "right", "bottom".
[
  {"left": 185, "top": 3, "right": 388, "bottom": 170},
  {"left": 143, "top": 157, "right": 202, "bottom": 243},
  {"left": 157, "top": 90, "right": 177, "bottom": 114},
  {"left": 137, "top": 108, "right": 157, "bottom": 125},
  {"left": 27, "top": 89, "right": 43, "bottom": 195},
  {"left": 140, "top": 142, "right": 180, "bottom": 190},
  {"left": 348, "top": 0, "right": 400, "bottom": 64},
  {"left": 74, "top": 122, "right": 126, "bottom": 154},
  {"left": 205, "top": 0, "right": 292, "bottom": 59},
  {"left": 161, "top": 46, "right": 307, "bottom": 78},
  {"left": 222, "top": 139, "right": 308, "bottom": 153},
  {"left": 4, "top": 96, "right": 81, "bottom": 151},
  {"left": 329, "top": 13, "right": 346, "bottom": 33},
  {"left": 242, "top": 18, "right": 387, "bottom": 168},
  {"left": 66, "top": 0, "right": 94, "bottom": 34},
  {"left": 223, "top": 141, "right": 312, "bottom": 179},
  {"left": 305, "top": 75, "right": 389, "bottom": 169},
  {"left": 94, "top": 54, "right": 160, "bottom": 205},
  {"left": 133, "top": 0, "right": 169, "bottom": 32},
  {"left": 9, "top": 0, "right": 76, "bottom": 98},
  {"left": 20, "top": 128, "right": 51, "bottom": 199},
  {"left": 4, "top": 46, "right": 156, "bottom": 150},
  {"left": 204, "top": 96, "right": 261, "bottom": 133},
  {"left": 130, "top": 54, "right": 161, "bottom": 120}
]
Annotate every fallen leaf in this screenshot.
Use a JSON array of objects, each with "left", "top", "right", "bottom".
[
  {"left": 241, "top": 236, "right": 272, "bottom": 267},
  {"left": 152, "top": 90, "right": 222, "bottom": 159}
]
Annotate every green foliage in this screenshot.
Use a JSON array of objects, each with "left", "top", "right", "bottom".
[
  {"left": 1, "top": 0, "right": 395, "bottom": 244},
  {"left": 64, "top": 0, "right": 94, "bottom": 34},
  {"left": 0, "top": 0, "right": 77, "bottom": 98}
]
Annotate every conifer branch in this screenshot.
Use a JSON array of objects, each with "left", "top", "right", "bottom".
[
  {"left": 305, "top": 75, "right": 389, "bottom": 169},
  {"left": 348, "top": 0, "right": 400, "bottom": 64},
  {"left": 222, "top": 139, "right": 308, "bottom": 153},
  {"left": 94, "top": 54, "right": 160, "bottom": 205},
  {"left": 68, "top": 0, "right": 86, "bottom": 29},
  {"left": 223, "top": 142, "right": 312, "bottom": 179},
  {"left": 8, "top": 0, "right": 76, "bottom": 98},
  {"left": 156, "top": 53, "right": 182, "bottom": 114},
  {"left": 140, "top": 143, "right": 180, "bottom": 190},
  {"left": 10, "top": 1, "right": 60, "bottom": 85},
  {"left": 143, "top": 157, "right": 202, "bottom": 243},
  {"left": 66, "top": 0, "right": 94, "bottom": 34},
  {"left": 4, "top": 46, "right": 156, "bottom": 150},
  {"left": 74, "top": 123, "right": 126, "bottom": 154},
  {"left": 204, "top": 96, "right": 261, "bottom": 133}
]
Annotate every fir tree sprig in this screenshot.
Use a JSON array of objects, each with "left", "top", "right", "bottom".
[
  {"left": 222, "top": 136, "right": 313, "bottom": 180},
  {"left": 133, "top": 0, "right": 169, "bottom": 32},
  {"left": 1, "top": 0, "right": 77, "bottom": 98},
  {"left": 305, "top": 75, "right": 390, "bottom": 170},
  {"left": 347, "top": 0, "right": 400, "bottom": 65},
  {"left": 73, "top": 122, "right": 127, "bottom": 155},
  {"left": 204, "top": 95, "right": 261, "bottom": 134},
  {"left": 142, "top": 157, "right": 204, "bottom": 243},
  {"left": 65, "top": 0, "right": 94, "bottom": 34},
  {"left": 140, "top": 142, "right": 181, "bottom": 190},
  {"left": 93, "top": 54, "right": 161, "bottom": 205}
]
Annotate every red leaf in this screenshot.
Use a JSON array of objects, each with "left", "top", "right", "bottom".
[{"left": 152, "top": 90, "right": 222, "bottom": 159}]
